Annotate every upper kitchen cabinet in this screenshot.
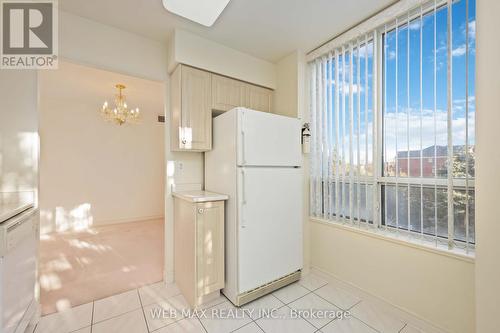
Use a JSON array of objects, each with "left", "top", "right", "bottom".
[
  {"left": 170, "top": 64, "right": 274, "bottom": 152},
  {"left": 211, "top": 74, "right": 246, "bottom": 112},
  {"left": 245, "top": 84, "right": 273, "bottom": 113},
  {"left": 171, "top": 65, "right": 212, "bottom": 151},
  {"left": 212, "top": 74, "right": 273, "bottom": 113}
]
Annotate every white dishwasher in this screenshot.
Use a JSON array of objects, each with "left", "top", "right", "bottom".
[{"left": 0, "top": 205, "right": 38, "bottom": 333}]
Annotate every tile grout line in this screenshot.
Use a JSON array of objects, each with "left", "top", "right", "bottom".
[
  {"left": 315, "top": 317, "right": 341, "bottom": 332},
  {"left": 284, "top": 286, "right": 340, "bottom": 331},
  {"left": 137, "top": 288, "right": 151, "bottom": 333},
  {"left": 282, "top": 283, "right": 367, "bottom": 332},
  {"left": 195, "top": 314, "right": 209, "bottom": 333},
  {"left": 251, "top": 283, "right": 330, "bottom": 331},
  {"left": 283, "top": 303, "right": 319, "bottom": 332},
  {"left": 299, "top": 280, "right": 329, "bottom": 293},
  {"left": 228, "top": 319, "right": 256, "bottom": 333},
  {"left": 275, "top": 288, "right": 313, "bottom": 306},
  {"left": 345, "top": 300, "right": 404, "bottom": 333},
  {"left": 311, "top": 288, "right": 360, "bottom": 312},
  {"left": 252, "top": 316, "right": 266, "bottom": 333},
  {"left": 90, "top": 301, "right": 95, "bottom": 333},
  {"left": 90, "top": 304, "right": 144, "bottom": 326},
  {"left": 310, "top": 279, "right": 412, "bottom": 332}
]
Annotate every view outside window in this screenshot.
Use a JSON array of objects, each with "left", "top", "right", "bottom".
[
  {"left": 309, "top": 0, "right": 475, "bottom": 251},
  {"left": 382, "top": 0, "right": 475, "bottom": 244}
]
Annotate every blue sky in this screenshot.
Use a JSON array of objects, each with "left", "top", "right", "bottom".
[
  {"left": 383, "top": 0, "right": 476, "bottom": 177},
  {"left": 322, "top": 0, "right": 475, "bottom": 179}
]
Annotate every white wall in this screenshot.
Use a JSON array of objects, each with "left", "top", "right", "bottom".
[
  {"left": 274, "top": 51, "right": 300, "bottom": 118},
  {"left": 273, "top": 50, "right": 310, "bottom": 272},
  {"left": 475, "top": 1, "right": 500, "bottom": 332},
  {"left": 168, "top": 29, "right": 276, "bottom": 89},
  {"left": 310, "top": 221, "right": 475, "bottom": 333},
  {"left": 38, "top": 61, "right": 165, "bottom": 234},
  {"left": 60, "top": 11, "right": 168, "bottom": 82}
]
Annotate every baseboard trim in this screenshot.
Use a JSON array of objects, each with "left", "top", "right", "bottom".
[
  {"left": 310, "top": 266, "right": 450, "bottom": 333},
  {"left": 41, "top": 215, "right": 165, "bottom": 236},
  {"left": 94, "top": 215, "right": 164, "bottom": 226}
]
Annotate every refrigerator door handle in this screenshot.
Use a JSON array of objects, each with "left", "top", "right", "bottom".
[
  {"left": 240, "top": 169, "right": 246, "bottom": 228},
  {"left": 241, "top": 130, "right": 246, "bottom": 165}
]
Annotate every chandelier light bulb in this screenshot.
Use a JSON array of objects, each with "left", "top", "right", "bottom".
[{"left": 99, "top": 84, "right": 141, "bottom": 125}]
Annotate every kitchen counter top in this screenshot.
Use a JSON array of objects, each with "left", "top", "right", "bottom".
[{"left": 173, "top": 190, "right": 229, "bottom": 203}]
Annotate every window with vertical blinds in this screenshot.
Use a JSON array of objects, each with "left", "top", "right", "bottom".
[{"left": 309, "top": 0, "right": 475, "bottom": 254}]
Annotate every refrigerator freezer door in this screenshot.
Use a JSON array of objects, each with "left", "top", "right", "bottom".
[
  {"left": 237, "top": 167, "right": 302, "bottom": 293},
  {"left": 237, "top": 109, "right": 301, "bottom": 167}
]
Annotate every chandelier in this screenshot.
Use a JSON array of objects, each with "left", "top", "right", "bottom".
[{"left": 100, "top": 84, "right": 140, "bottom": 125}]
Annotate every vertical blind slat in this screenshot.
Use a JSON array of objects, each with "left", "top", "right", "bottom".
[
  {"left": 447, "top": 0, "right": 454, "bottom": 249},
  {"left": 433, "top": 0, "right": 438, "bottom": 246},
  {"left": 465, "top": 0, "right": 470, "bottom": 253},
  {"left": 419, "top": 6, "right": 424, "bottom": 239},
  {"left": 335, "top": 50, "right": 341, "bottom": 218},
  {"left": 356, "top": 38, "right": 362, "bottom": 224},
  {"left": 349, "top": 43, "right": 354, "bottom": 222},
  {"left": 395, "top": 18, "right": 400, "bottom": 233}
]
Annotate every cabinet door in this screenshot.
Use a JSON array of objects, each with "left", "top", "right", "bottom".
[
  {"left": 174, "top": 199, "right": 197, "bottom": 306},
  {"left": 181, "top": 66, "right": 212, "bottom": 151},
  {"left": 245, "top": 85, "right": 273, "bottom": 113},
  {"left": 212, "top": 74, "right": 245, "bottom": 112},
  {"left": 196, "top": 201, "right": 224, "bottom": 297},
  {"left": 170, "top": 66, "right": 182, "bottom": 151}
]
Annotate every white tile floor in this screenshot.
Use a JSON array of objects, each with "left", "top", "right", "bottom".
[{"left": 32, "top": 272, "right": 427, "bottom": 333}]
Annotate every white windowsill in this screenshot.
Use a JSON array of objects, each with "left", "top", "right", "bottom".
[{"left": 310, "top": 216, "right": 475, "bottom": 263}]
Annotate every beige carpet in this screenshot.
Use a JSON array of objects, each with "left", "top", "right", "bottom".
[{"left": 39, "top": 219, "right": 164, "bottom": 315}]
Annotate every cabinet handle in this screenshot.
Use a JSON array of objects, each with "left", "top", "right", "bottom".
[
  {"left": 182, "top": 138, "right": 187, "bottom": 144},
  {"left": 198, "top": 208, "right": 204, "bottom": 214}
]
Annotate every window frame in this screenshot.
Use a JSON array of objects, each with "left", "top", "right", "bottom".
[{"left": 308, "top": 0, "right": 476, "bottom": 255}]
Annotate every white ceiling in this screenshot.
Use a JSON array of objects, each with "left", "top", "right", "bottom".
[{"left": 60, "top": 0, "right": 394, "bottom": 63}]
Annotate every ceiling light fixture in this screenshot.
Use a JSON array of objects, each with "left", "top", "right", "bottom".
[
  {"left": 100, "top": 84, "right": 140, "bottom": 126},
  {"left": 162, "top": 0, "right": 231, "bottom": 27}
]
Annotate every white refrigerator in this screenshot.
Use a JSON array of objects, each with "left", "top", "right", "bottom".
[{"left": 205, "top": 107, "right": 303, "bottom": 306}]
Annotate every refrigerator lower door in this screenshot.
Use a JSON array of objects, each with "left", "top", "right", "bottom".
[
  {"left": 237, "top": 109, "right": 301, "bottom": 167},
  {"left": 237, "top": 167, "right": 303, "bottom": 293}
]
